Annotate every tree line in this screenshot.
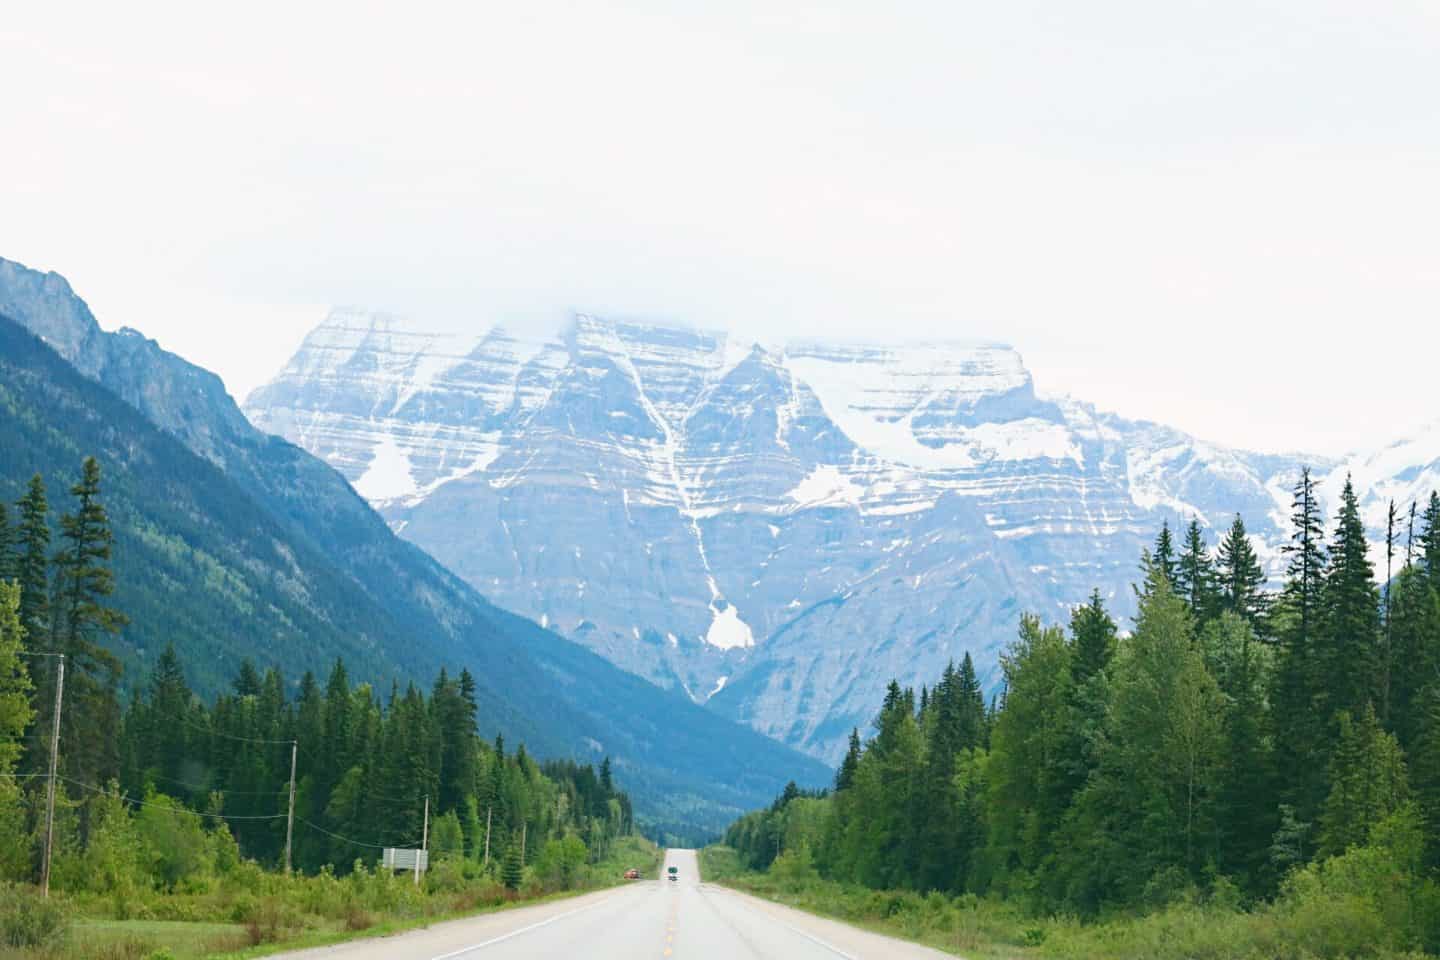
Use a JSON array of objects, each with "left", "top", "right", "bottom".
[
  {"left": 0, "top": 458, "right": 633, "bottom": 892},
  {"left": 726, "top": 471, "right": 1440, "bottom": 915}
]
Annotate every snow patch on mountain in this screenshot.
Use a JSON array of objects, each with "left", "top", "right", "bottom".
[
  {"left": 788, "top": 464, "right": 864, "bottom": 509},
  {"left": 705, "top": 601, "right": 754, "bottom": 650},
  {"left": 353, "top": 434, "right": 417, "bottom": 501}
]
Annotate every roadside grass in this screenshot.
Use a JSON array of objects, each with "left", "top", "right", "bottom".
[
  {"left": 0, "top": 837, "right": 660, "bottom": 960},
  {"left": 697, "top": 846, "right": 1436, "bottom": 960}
]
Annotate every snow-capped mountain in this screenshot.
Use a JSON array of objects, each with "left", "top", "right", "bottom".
[{"left": 245, "top": 310, "right": 1336, "bottom": 762}]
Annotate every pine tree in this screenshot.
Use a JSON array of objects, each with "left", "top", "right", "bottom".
[
  {"left": 1216, "top": 515, "right": 1267, "bottom": 634},
  {"left": 51, "top": 457, "right": 127, "bottom": 785},
  {"left": 1320, "top": 476, "right": 1380, "bottom": 722},
  {"left": 1175, "top": 518, "right": 1221, "bottom": 626},
  {"left": 15, "top": 474, "right": 50, "bottom": 646}
]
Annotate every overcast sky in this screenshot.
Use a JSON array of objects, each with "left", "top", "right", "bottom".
[{"left": 3, "top": 1, "right": 1438, "bottom": 457}]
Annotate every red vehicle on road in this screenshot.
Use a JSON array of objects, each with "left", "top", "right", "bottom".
[{"left": 623, "top": 868, "right": 641, "bottom": 880}]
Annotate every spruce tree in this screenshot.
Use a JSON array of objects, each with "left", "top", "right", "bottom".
[
  {"left": 835, "top": 728, "right": 861, "bottom": 791},
  {"left": 0, "top": 581, "right": 31, "bottom": 879},
  {"left": 15, "top": 474, "right": 50, "bottom": 646},
  {"left": 1320, "top": 476, "right": 1380, "bottom": 722},
  {"left": 1272, "top": 467, "right": 1329, "bottom": 820},
  {"left": 501, "top": 839, "right": 524, "bottom": 889},
  {"left": 1409, "top": 682, "right": 1440, "bottom": 869},
  {"left": 145, "top": 644, "right": 195, "bottom": 791},
  {"left": 51, "top": 457, "right": 126, "bottom": 784},
  {"left": 0, "top": 582, "right": 33, "bottom": 775},
  {"left": 1389, "top": 567, "right": 1440, "bottom": 750},
  {"left": 1175, "top": 518, "right": 1221, "bottom": 626},
  {"left": 1216, "top": 515, "right": 1267, "bottom": 634},
  {"left": 1382, "top": 499, "right": 1398, "bottom": 723},
  {"left": 1424, "top": 492, "right": 1440, "bottom": 586},
  {"left": 1070, "top": 590, "right": 1117, "bottom": 686},
  {"left": 1317, "top": 704, "right": 1408, "bottom": 858},
  {"left": 956, "top": 652, "right": 986, "bottom": 750},
  {"left": 0, "top": 502, "right": 13, "bottom": 583},
  {"left": 1152, "top": 521, "right": 1179, "bottom": 589}
]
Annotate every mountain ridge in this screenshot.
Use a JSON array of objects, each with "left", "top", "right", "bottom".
[
  {"left": 0, "top": 255, "right": 834, "bottom": 837},
  {"left": 247, "top": 307, "right": 1381, "bottom": 761}
]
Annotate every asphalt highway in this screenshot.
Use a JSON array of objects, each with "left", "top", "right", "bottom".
[{"left": 272, "top": 849, "right": 953, "bottom": 959}]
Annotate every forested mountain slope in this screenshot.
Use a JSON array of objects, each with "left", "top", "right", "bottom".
[{"left": 0, "top": 268, "right": 831, "bottom": 837}]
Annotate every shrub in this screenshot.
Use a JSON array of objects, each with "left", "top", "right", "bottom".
[{"left": 0, "top": 882, "right": 70, "bottom": 947}]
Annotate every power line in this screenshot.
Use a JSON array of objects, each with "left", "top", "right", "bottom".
[
  {"left": 175, "top": 715, "right": 294, "bottom": 745},
  {"left": 58, "top": 776, "right": 287, "bottom": 821},
  {"left": 139, "top": 770, "right": 288, "bottom": 797},
  {"left": 298, "top": 817, "right": 417, "bottom": 851}
]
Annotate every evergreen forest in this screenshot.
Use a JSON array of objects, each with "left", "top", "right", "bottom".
[{"left": 721, "top": 472, "right": 1440, "bottom": 955}]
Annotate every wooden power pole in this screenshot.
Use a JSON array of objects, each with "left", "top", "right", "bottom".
[
  {"left": 416, "top": 795, "right": 430, "bottom": 887},
  {"left": 284, "top": 740, "right": 297, "bottom": 875},
  {"left": 39, "top": 654, "right": 64, "bottom": 899}
]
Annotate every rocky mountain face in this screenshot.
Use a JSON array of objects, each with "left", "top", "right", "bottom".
[
  {"left": 0, "top": 257, "right": 833, "bottom": 837},
  {"left": 246, "top": 310, "right": 1346, "bottom": 762}
]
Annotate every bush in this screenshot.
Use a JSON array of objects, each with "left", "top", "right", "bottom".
[{"left": 0, "top": 882, "right": 70, "bottom": 947}]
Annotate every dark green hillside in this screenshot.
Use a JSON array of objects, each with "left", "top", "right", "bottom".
[
  {"left": 0, "top": 310, "right": 830, "bottom": 836},
  {"left": 0, "top": 315, "right": 412, "bottom": 689}
]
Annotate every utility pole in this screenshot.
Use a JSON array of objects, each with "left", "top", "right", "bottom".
[
  {"left": 416, "top": 795, "right": 429, "bottom": 888},
  {"left": 520, "top": 821, "right": 527, "bottom": 865},
  {"left": 284, "top": 740, "right": 297, "bottom": 875},
  {"left": 483, "top": 806, "right": 492, "bottom": 866},
  {"left": 40, "top": 654, "right": 64, "bottom": 899}
]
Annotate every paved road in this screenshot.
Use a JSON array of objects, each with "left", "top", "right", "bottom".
[{"left": 274, "top": 849, "right": 953, "bottom": 959}]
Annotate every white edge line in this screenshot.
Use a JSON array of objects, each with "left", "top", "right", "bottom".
[
  {"left": 780, "top": 918, "right": 860, "bottom": 959},
  {"left": 704, "top": 885, "right": 859, "bottom": 960},
  {"left": 428, "top": 891, "right": 622, "bottom": 960}
]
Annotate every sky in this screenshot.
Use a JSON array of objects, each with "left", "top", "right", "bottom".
[{"left": 3, "top": 1, "right": 1438, "bottom": 457}]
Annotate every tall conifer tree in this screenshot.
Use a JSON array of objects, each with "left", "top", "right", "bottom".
[
  {"left": 1217, "top": 515, "right": 1268, "bottom": 634},
  {"left": 1423, "top": 492, "right": 1440, "bottom": 586},
  {"left": 1272, "top": 467, "right": 1329, "bottom": 821},
  {"left": 1175, "top": 518, "right": 1221, "bottom": 626},
  {"left": 0, "top": 503, "right": 13, "bottom": 583},
  {"left": 1152, "top": 521, "right": 1179, "bottom": 588},
  {"left": 1321, "top": 476, "right": 1380, "bottom": 722},
  {"left": 15, "top": 474, "right": 50, "bottom": 646},
  {"left": 51, "top": 457, "right": 126, "bottom": 784}
]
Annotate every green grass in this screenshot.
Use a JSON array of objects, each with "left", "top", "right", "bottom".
[
  {"left": 1, "top": 837, "right": 662, "bottom": 960},
  {"left": 697, "top": 846, "right": 1437, "bottom": 960}
]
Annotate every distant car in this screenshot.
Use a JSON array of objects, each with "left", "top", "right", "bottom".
[
  {"left": 624, "top": 868, "right": 640, "bottom": 880},
  {"left": 667, "top": 866, "right": 678, "bottom": 882}
]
